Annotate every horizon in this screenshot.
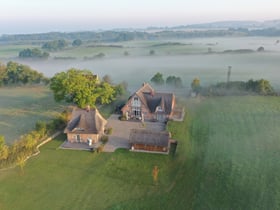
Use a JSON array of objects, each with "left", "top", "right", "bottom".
[{"left": 1, "top": 0, "right": 280, "bottom": 35}]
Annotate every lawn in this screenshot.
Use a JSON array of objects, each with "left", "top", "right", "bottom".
[
  {"left": 0, "top": 96, "right": 280, "bottom": 210},
  {"left": 0, "top": 86, "right": 65, "bottom": 144}
]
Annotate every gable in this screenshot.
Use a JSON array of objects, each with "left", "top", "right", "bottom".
[{"left": 122, "top": 83, "right": 175, "bottom": 115}]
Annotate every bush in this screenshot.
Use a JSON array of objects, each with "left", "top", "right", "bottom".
[
  {"left": 101, "top": 135, "right": 109, "bottom": 144},
  {"left": 105, "top": 127, "right": 113, "bottom": 135},
  {"left": 96, "top": 145, "right": 104, "bottom": 153},
  {"left": 119, "top": 115, "right": 127, "bottom": 121}
]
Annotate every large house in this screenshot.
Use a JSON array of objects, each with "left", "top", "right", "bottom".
[
  {"left": 121, "top": 83, "right": 175, "bottom": 122},
  {"left": 64, "top": 106, "right": 107, "bottom": 145}
]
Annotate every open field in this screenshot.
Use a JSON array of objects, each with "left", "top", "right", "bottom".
[
  {"left": 1, "top": 37, "right": 280, "bottom": 91},
  {"left": 0, "top": 96, "right": 280, "bottom": 209},
  {"left": 0, "top": 86, "right": 65, "bottom": 144}
]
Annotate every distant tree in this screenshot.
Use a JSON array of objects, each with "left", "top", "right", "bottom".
[
  {"left": 124, "top": 51, "right": 129, "bottom": 56},
  {"left": 257, "top": 46, "right": 265, "bottom": 52},
  {"left": 149, "top": 49, "right": 155, "bottom": 55},
  {"left": 227, "top": 66, "right": 232, "bottom": 84},
  {"left": 72, "top": 39, "right": 82, "bottom": 47},
  {"left": 114, "top": 81, "right": 128, "bottom": 97},
  {"left": 246, "top": 79, "right": 274, "bottom": 95},
  {"left": 191, "top": 78, "right": 201, "bottom": 93},
  {"left": 151, "top": 72, "right": 164, "bottom": 85},
  {"left": 42, "top": 39, "right": 68, "bottom": 51},
  {"left": 19, "top": 48, "right": 49, "bottom": 59},
  {"left": 50, "top": 68, "right": 115, "bottom": 108},
  {"left": 166, "top": 75, "right": 183, "bottom": 88}
]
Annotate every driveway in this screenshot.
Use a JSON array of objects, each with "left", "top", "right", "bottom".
[{"left": 103, "top": 114, "right": 166, "bottom": 152}]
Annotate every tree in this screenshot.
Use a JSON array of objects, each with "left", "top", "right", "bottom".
[
  {"left": 191, "top": 78, "right": 201, "bottom": 93},
  {"left": 257, "top": 46, "right": 265, "bottom": 52},
  {"left": 0, "top": 135, "right": 8, "bottom": 160},
  {"left": 19, "top": 48, "right": 49, "bottom": 59},
  {"left": 50, "top": 69, "right": 116, "bottom": 108},
  {"left": 42, "top": 39, "right": 68, "bottom": 51},
  {"left": 166, "top": 75, "right": 183, "bottom": 88},
  {"left": 151, "top": 72, "right": 164, "bottom": 85},
  {"left": 149, "top": 49, "right": 155, "bottom": 55},
  {"left": 72, "top": 39, "right": 82, "bottom": 47}
]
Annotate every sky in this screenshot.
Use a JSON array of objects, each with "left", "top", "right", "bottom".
[{"left": 1, "top": 0, "right": 280, "bottom": 34}]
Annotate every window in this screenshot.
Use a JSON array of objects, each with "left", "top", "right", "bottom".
[{"left": 132, "top": 96, "right": 141, "bottom": 107}]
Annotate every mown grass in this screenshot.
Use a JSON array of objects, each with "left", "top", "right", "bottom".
[
  {"left": 0, "top": 96, "right": 280, "bottom": 210},
  {"left": 0, "top": 86, "right": 65, "bottom": 144}
]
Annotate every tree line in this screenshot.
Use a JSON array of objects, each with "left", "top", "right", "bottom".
[
  {"left": 0, "top": 61, "right": 48, "bottom": 86},
  {"left": 2, "top": 28, "right": 280, "bottom": 43},
  {"left": 0, "top": 113, "right": 67, "bottom": 170},
  {"left": 150, "top": 72, "right": 183, "bottom": 88},
  {"left": 191, "top": 78, "right": 275, "bottom": 96}
]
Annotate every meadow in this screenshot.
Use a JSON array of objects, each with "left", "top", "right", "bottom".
[
  {"left": 1, "top": 36, "right": 280, "bottom": 91},
  {"left": 0, "top": 96, "right": 280, "bottom": 209},
  {"left": 0, "top": 86, "right": 65, "bottom": 144}
]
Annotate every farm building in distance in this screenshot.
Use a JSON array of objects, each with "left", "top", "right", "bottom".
[
  {"left": 121, "top": 83, "right": 176, "bottom": 122},
  {"left": 129, "top": 129, "right": 171, "bottom": 154},
  {"left": 64, "top": 106, "right": 107, "bottom": 145}
]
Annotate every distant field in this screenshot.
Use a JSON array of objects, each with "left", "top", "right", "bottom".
[
  {"left": 0, "top": 96, "right": 279, "bottom": 209},
  {"left": 1, "top": 37, "right": 279, "bottom": 91},
  {"left": 0, "top": 86, "right": 65, "bottom": 144}
]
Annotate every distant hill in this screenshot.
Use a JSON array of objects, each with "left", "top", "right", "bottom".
[{"left": 1, "top": 19, "right": 280, "bottom": 42}]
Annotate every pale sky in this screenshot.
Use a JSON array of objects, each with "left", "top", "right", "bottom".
[{"left": 1, "top": 0, "right": 279, "bottom": 34}]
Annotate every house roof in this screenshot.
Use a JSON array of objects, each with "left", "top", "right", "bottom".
[
  {"left": 64, "top": 107, "right": 107, "bottom": 134},
  {"left": 143, "top": 92, "right": 174, "bottom": 114},
  {"left": 129, "top": 129, "right": 170, "bottom": 147}
]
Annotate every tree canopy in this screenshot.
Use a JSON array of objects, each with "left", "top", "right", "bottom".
[
  {"left": 150, "top": 72, "right": 164, "bottom": 85},
  {"left": 49, "top": 69, "right": 116, "bottom": 108},
  {"left": 42, "top": 39, "right": 68, "bottom": 51},
  {"left": 191, "top": 78, "right": 201, "bottom": 93},
  {"left": 0, "top": 61, "right": 48, "bottom": 86},
  {"left": 19, "top": 48, "right": 49, "bottom": 59},
  {"left": 72, "top": 39, "right": 82, "bottom": 47},
  {"left": 166, "top": 75, "right": 183, "bottom": 88}
]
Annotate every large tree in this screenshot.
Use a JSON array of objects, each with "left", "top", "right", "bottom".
[{"left": 50, "top": 69, "right": 116, "bottom": 108}]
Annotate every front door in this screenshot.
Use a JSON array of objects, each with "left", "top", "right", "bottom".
[{"left": 77, "top": 135, "right": 81, "bottom": 142}]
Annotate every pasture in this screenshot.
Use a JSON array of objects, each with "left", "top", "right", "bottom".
[
  {"left": 1, "top": 37, "right": 280, "bottom": 91},
  {"left": 0, "top": 96, "right": 280, "bottom": 209},
  {"left": 0, "top": 86, "right": 65, "bottom": 144}
]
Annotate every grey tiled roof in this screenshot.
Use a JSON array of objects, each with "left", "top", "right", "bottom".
[{"left": 64, "top": 107, "right": 107, "bottom": 134}]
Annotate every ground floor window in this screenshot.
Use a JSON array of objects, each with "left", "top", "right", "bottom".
[{"left": 132, "top": 106, "right": 141, "bottom": 118}]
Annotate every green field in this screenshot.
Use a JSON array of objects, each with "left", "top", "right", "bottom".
[
  {"left": 1, "top": 37, "right": 279, "bottom": 91},
  {"left": 0, "top": 86, "right": 65, "bottom": 144},
  {"left": 0, "top": 96, "right": 280, "bottom": 209}
]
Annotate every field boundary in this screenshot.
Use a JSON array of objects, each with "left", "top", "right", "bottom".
[{"left": 0, "top": 131, "right": 61, "bottom": 171}]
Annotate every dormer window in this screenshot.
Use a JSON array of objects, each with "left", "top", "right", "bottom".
[
  {"left": 156, "top": 106, "right": 162, "bottom": 112},
  {"left": 74, "top": 127, "right": 85, "bottom": 131},
  {"left": 132, "top": 96, "right": 141, "bottom": 107}
]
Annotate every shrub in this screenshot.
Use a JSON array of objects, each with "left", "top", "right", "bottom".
[
  {"left": 101, "top": 135, "right": 109, "bottom": 144},
  {"left": 119, "top": 115, "right": 127, "bottom": 121},
  {"left": 105, "top": 127, "right": 113, "bottom": 135},
  {"left": 96, "top": 145, "right": 104, "bottom": 153}
]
